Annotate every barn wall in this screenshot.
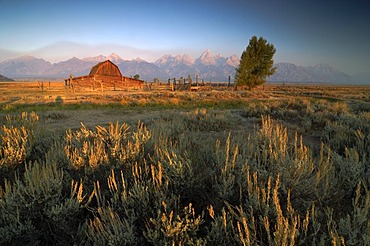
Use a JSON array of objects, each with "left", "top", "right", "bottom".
[
  {"left": 66, "top": 60, "right": 143, "bottom": 91},
  {"left": 69, "top": 75, "right": 143, "bottom": 91},
  {"left": 122, "top": 77, "right": 144, "bottom": 88},
  {"left": 97, "top": 63, "right": 121, "bottom": 76},
  {"left": 89, "top": 61, "right": 122, "bottom": 77}
]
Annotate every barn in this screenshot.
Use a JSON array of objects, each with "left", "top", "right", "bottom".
[{"left": 65, "top": 60, "right": 143, "bottom": 90}]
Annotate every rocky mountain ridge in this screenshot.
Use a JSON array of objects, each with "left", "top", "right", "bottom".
[
  {"left": 154, "top": 50, "right": 239, "bottom": 81},
  {"left": 270, "top": 63, "right": 357, "bottom": 83},
  {"left": 0, "top": 51, "right": 365, "bottom": 83}
]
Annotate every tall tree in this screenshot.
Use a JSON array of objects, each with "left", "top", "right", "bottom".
[{"left": 235, "top": 36, "right": 276, "bottom": 90}]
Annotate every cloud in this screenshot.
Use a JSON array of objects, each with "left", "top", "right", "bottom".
[
  {"left": 0, "top": 49, "right": 23, "bottom": 62},
  {"left": 0, "top": 41, "right": 235, "bottom": 69}
]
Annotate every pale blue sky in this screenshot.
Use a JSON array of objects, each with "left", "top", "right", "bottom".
[{"left": 1, "top": 0, "right": 369, "bottom": 74}]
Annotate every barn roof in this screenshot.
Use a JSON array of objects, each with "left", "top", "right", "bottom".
[{"left": 89, "top": 60, "right": 122, "bottom": 77}]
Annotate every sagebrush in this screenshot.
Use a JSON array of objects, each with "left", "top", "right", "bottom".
[{"left": 0, "top": 97, "right": 369, "bottom": 245}]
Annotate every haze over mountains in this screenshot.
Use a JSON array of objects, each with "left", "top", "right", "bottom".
[{"left": 0, "top": 51, "right": 367, "bottom": 84}]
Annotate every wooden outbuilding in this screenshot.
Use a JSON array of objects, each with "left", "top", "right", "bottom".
[
  {"left": 65, "top": 60, "right": 143, "bottom": 91},
  {"left": 89, "top": 60, "right": 123, "bottom": 77}
]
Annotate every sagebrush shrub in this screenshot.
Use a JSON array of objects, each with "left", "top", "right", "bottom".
[
  {"left": 1, "top": 107, "right": 369, "bottom": 245},
  {"left": 0, "top": 161, "right": 84, "bottom": 245}
]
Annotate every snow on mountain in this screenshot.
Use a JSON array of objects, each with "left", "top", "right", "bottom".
[
  {"left": 0, "top": 51, "right": 360, "bottom": 83},
  {"left": 226, "top": 55, "right": 240, "bottom": 67},
  {"left": 82, "top": 53, "right": 123, "bottom": 63},
  {"left": 155, "top": 50, "right": 238, "bottom": 81},
  {"left": 132, "top": 57, "right": 146, "bottom": 62},
  {"left": 108, "top": 53, "right": 123, "bottom": 63},
  {"left": 180, "top": 54, "right": 195, "bottom": 66},
  {"left": 155, "top": 54, "right": 195, "bottom": 67},
  {"left": 154, "top": 54, "right": 197, "bottom": 79},
  {"left": 82, "top": 55, "right": 107, "bottom": 63},
  {"left": 155, "top": 55, "right": 173, "bottom": 66},
  {"left": 195, "top": 49, "right": 216, "bottom": 65}
]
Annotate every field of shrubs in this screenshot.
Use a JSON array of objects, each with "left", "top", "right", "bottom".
[{"left": 0, "top": 85, "right": 369, "bottom": 245}]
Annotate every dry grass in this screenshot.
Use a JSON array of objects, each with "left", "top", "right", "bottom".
[
  {"left": 0, "top": 82, "right": 369, "bottom": 245},
  {"left": 1, "top": 81, "right": 369, "bottom": 130},
  {"left": 1, "top": 82, "right": 368, "bottom": 106}
]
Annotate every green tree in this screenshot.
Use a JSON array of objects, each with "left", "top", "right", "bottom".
[
  {"left": 134, "top": 74, "right": 140, "bottom": 80},
  {"left": 235, "top": 36, "right": 276, "bottom": 90}
]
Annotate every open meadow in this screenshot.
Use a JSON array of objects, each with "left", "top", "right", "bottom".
[{"left": 0, "top": 81, "right": 369, "bottom": 245}]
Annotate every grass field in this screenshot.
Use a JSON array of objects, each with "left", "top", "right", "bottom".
[
  {"left": 1, "top": 81, "right": 369, "bottom": 126},
  {"left": 0, "top": 81, "right": 369, "bottom": 245}
]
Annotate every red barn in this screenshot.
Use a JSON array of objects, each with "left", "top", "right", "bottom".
[{"left": 65, "top": 60, "right": 143, "bottom": 90}]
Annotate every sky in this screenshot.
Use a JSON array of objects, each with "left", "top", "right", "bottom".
[{"left": 0, "top": 0, "right": 369, "bottom": 74}]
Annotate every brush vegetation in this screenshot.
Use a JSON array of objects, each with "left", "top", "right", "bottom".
[{"left": 0, "top": 87, "right": 369, "bottom": 245}]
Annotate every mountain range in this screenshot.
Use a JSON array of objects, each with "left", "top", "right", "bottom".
[{"left": 0, "top": 51, "right": 368, "bottom": 84}]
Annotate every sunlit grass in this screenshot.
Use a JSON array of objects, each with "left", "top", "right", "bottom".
[{"left": 0, "top": 84, "right": 369, "bottom": 245}]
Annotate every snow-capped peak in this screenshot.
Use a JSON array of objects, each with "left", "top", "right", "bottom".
[
  {"left": 108, "top": 53, "right": 123, "bottom": 62},
  {"left": 133, "top": 57, "right": 146, "bottom": 62},
  {"left": 155, "top": 54, "right": 195, "bottom": 67},
  {"left": 155, "top": 55, "right": 174, "bottom": 66},
  {"left": 181, "top": 54, "right": 195, "bottom": 66},
  {"left": 198, "top": 49, "right": 215, "bottom": 65},
  {"left": 82, "top": 55, "right": 107, "bottom": 63},
  {"left": 226, "top": 54, "right": 240, "bottom": 67},
  {"left": 82, "top": 53, "right": 123, "bottom": 63}
]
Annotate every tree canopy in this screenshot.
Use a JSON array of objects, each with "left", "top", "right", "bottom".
[{"left": 235, "top": 36, "right": 276, "bottom": 89}]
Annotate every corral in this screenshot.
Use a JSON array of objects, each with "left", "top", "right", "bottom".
[{"left": 65, "top": 60, "right": 144, "bottom": 91}]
